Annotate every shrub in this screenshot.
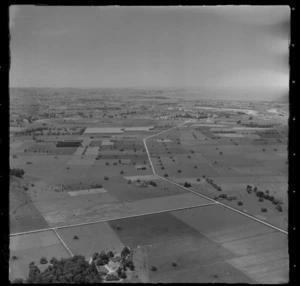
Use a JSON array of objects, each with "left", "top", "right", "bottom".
[
  {"left": 120, "top": 170, "right": 124, "bottom": 174},
  {"left": 197, "top": 178, "right": 201, "bottom": 181},
  {"left": 237, "top": 201, "right": 243, "bottom": 206},
  {"left": 276, "top": 205, "right": 283, "bottom": 212},
  {"left": 149, "top": 181, "right": 157, "bottom": 187},
  {"left": 164, "top": 174, "right": 168, "bottom": 177},
  {"left": 194, "top": 166, "right": 197, "bottom": 169},
  {"left": 172, "top": 262, "right": 177, "bottom": 267},
  {"left": 161, "top": 167, "right": 165, "bottom": 170},
  {"left": 151, "top": 266, "right": 157, "bottom": 271},
  {"left": 105, "top": 162, "right": 109, "bottom": 165},
  {"left": 119, "top": 271, "right": 127, "bottom": 279},
  {"left": 73, "top": 235, "right": 79, "bottom": 240},
  {"left": 128, "top": 180, "right": 132, "bottom": 184},
  {"left": 40, "top": 257, "right": 48, "bottom": 264},
  {"left": 177, "top": 170, "right": 182, "bottom": 173},
  {"left": 11, "top": 255, "right": 18, "bottom": 260},
  {"left": 258, "top": 197, "right": 264, "bottom": 202},
  {"left": 261, "top": 208, "right": 268, "bottom": 213},
  {"left": 104, "top": 176, "right": 109, "bottom": 180},
  {"left": 184, "top": 182, "right": 191, "bottom": 187}
]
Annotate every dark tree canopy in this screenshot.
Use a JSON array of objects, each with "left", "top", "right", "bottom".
[
  {"left": 10, "top": 168, "right": 25, "bottom": 178},
  {"left": 23, "top": 255, "right": 103, "bottom": 284}
]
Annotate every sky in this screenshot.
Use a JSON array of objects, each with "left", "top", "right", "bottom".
[{"left": 10, "top": 6, "right": 290, "bottom": 95}]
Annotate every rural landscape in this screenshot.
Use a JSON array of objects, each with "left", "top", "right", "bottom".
[
  {"left": 9, "top": 5, "right": 290, "bottom": 284},
  {"left": 9, "top": 87, "right": 289, "bottom": 283}
]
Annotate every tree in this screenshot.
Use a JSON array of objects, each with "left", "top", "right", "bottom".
[
  {"left": 40, "top": 257, "right": 48, "bottom": 264},
  {"left": 237, "top": 201, "right": 243, "bottom": 206},
  {"left": 261, "top": 208, "right": 268, "bottom": 213},
  {"left": 151, "top": 266, "right": 157, "bottom": 271},
  {"left": 121, "top": 246, "right": 130, "bottom": 257},
  {"left": 73, "top": 235, "right": 79, "bottom": 240},
  {"left": 172, "top": 262, "right": 177, "bottom": 267},
  {"left": 184, "top": 182, "right": 191, "bottom": 187},
  {"left": 119, "top": 271, "right": 127, "bottom": 279},
  {"left": 107, "top": 250, "right": 114, "bottom": 258},
  {"left": 10, "top": 168, "right": 25, "bottom": 178}
]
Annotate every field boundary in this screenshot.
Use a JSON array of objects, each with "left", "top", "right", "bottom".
[
  {"left": 53, "top": 228, "right": 74, "bottom": 257},
  {"left": 143, "top": 119, "right": 288, "bottom": 235},
  {"left": 10, "top": 202, "right": 216, "bottom": 237}
]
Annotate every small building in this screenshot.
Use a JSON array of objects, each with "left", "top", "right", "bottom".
[
  {"left": 135, "top": 165, "right": 147, "bottom": 170},
  {"left": 120, "top": 159, "right": 131, "bottom": 165}
]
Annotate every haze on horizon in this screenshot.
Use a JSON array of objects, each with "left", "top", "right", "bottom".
[{"left": 10, "top": 6, "right": 290, "bottom": 100}]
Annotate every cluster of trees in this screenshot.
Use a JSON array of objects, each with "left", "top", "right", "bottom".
[
  {"left": 214, "top": 194, "right": 237, "bottom": 201},
  {"left": 148, "top": 181, "right": 157, "bottom": 187},
  {"left": 93, "top": 250, "right": 114, "bottom": 266},
  {"left": 10, "top": 168, "right": 25, "bottom": 178},
  {"left": 12, "top": 255, "right": 103, "bottom": 284},
  {"left": 205, "top": 177, "right": 222, "bottom": 192},
  {"left": 246, "top": 185, "right": 283, "bottom": 212}
]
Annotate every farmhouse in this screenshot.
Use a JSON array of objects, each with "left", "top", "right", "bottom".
[{"left": 56, "top": 140, "right": 82, "bottom": 147}]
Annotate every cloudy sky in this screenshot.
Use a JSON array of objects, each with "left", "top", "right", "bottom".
[{"left": 10, "top": 6, "right": 290, "bottom": 93}]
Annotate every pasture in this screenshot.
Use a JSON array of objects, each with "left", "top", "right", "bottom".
[{"left": 57, "top": 222, "right": 124, "bottom": 257}]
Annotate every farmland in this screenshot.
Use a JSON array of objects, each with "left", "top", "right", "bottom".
[{"left": 9, "top": 87, "right": 288, "bottom": 283}]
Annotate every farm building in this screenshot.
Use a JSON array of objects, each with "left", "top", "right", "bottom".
[
  {"left": 56, "top": 140, "right": 82, "bottom": 147},
  {"left": 120, "top": 159, "right": 131, "bottom": 165},
  {"left": 135, "top": 165, "right": 147, "bottom": 170},
  {"left": 84, "top": 127, "right": 123, "bottom": 135},
  {"left": 123, "top": 126, "right": 154, "bottom": 132},
  {"left": 101, "top": 139, "right": 114, "bottom": 146}
]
